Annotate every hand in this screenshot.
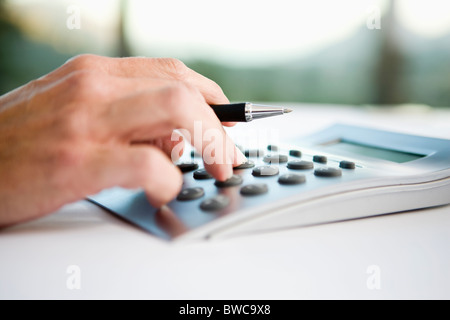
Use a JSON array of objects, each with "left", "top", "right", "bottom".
[{"left": 0, "top": 54, "right": 246, "bottom": 227}]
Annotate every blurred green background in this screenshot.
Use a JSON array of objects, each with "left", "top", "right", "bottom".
[{"left": 1, "top": 0, "right": 449, "bottom": 107}]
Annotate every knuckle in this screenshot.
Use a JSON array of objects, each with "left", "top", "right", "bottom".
[
  {"left": 64, "top": 70, "right": 106, "bottom": 101},
  {"left": 158, "top": 58, "right": 188, "bottom": 80},
  {"left": 51, "top": 71, "right": 107, "bottom": 142},
  {"left": 65, "top": 54, "right": 101, "bottom": 71}
]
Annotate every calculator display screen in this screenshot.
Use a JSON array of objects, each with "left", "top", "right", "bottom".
[{"left": 322, "top": 140, "right": 426, "bottom": 163}]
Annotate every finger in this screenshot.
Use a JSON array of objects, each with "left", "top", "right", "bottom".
[
  {"left": 108, "top": 57, "right": 230, "bottom": 105},
  {"left": 84, "top": 145, "right": 183, "bottom": 208},
  {"left": 131, "top": 132, "right": 185, "bottom": 162},
  {"left": 99, "top": 83, "right": 246, "bottom": 181},
  {"left": 222, "top": 121, "right": 237, "bottom": 127}
]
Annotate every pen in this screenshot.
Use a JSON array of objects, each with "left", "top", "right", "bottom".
[{"left": 210, "top": 102, "right": 293, "bottom": 122}]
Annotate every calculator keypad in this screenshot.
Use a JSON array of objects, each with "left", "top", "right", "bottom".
[{"left": 176, "top": 145, "right": 359, "bottom": 213}]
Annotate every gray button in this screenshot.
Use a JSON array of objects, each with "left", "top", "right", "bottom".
[
  {"left": 176, "top": 161, "right": 199, "bottom": 173},
  {"left": 278, "top": 174, "right": 306, "bottom": 185},
  {"left": 252, "top": 166, "right": 279, "bottom": 177},
  {"left": 313, "top": 155, "right": 327, "bottom": 163},
  {"left": 289, "top": 149, "right": 302, "bottom": 157},
  {"left": 263, "top": 154, "right": 288, "bottom": 164},
  {"left": 193, "top": 169, "right": 213, "bottom": 180},
  {"left": 234, "top": 160, "right": 255, "bottom": 170},
  {"left": 240, "top": 183, "right": 269, "bottom": 196},
  {"left": 214, "top": 174, "right": 243, "bottom": 188},
  {"left": 244, "top": 149, "right": 264, "bottom": 157},
  {"left": 176, "top": 187, "right": 205, "bottom": 201},
  {"left": 200, "top": 195, "right": 230, "bottom": 211},
  {"left": 339, "top": 160, "right": 356, "bottom": 170},
  {"left": 287, "top": 160, "right": 314, "bottom": 170},
  {"left": 267, "top": 144, "right": 279, "bottom": 152},
  {"left": 190, "top": 150, "right": 201, "bottom": 158},
  {"left": 314, "top": 167, "right": 342, "bottom": 177}
]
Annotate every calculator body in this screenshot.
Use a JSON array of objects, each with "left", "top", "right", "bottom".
[{"left": 88, "top": 124, "right": 450, "bottom": 241}]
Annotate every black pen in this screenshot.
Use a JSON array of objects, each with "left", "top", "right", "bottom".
[{"left": 210, "top": 102, "right": 293, "bottom": 122}]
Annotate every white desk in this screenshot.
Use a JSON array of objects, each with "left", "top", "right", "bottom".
[{"left": 1, "top": 103, "right": 450, "bottom": 300}]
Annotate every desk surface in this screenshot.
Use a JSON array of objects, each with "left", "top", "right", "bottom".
[{"left": 1, "top": 103, "right": 450, "bottom": 300}]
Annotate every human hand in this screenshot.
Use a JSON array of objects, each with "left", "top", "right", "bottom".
[{"left": 0, "top": 54, "right": 246, "bottom": 227}]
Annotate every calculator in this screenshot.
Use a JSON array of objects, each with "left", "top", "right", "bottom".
[{"left": 88, "top": 124, "right": 450, "bottom": 241}]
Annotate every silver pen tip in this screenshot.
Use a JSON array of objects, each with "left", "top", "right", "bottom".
[{"left": 283, "top": 108, "right": 293, "bottom": 114}]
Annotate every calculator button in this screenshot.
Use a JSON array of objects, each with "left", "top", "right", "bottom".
[
  {"left": 176, "top": 161, "right": 199, "bottom": 173},
  {"left": 244, "top": 149, "right": 265, "bottom": 157},
  {"left": 314, "top": 167, "right": 342, "bottom": 177},
  {"left": 190, "top": 150, "right": 201, "bottom": 158},
  {"left": 263, "top": 154, "right": 288, "bottom": 164},
  {"left": 240, "top": 183, "right": 269, "bottom": 196},
  {"left": 252, "top": 166, "right": 279, "bottom": 177},
  {"left": 200, "top": 195, "right": 230, "bottom": 211},
  {"left": 214, "top": 174, "right": 243, "bottom": 188},
  {"left": 289, "top": 149, "right": 302, "bottom": 157},
  {"left": 313, "top": 155, "right": 327, "bottom": 164},
  {"left": 278, "top": 174, "right": 306, "bottom": 185},
  {"left": 234, "top": 160, "right": 255, "bottom": 170},
  {"left": 287, "top": 160, "right": 314, "bottom": 170},
  {"left": 193, "top": 169, "right": 213, "bottom": 180},
  {"left": 176, "top": 187, "right": 205, "bottom": 201},
  {"left": 339, "top": 160, "right": 356, "bottom": 170},
  {"left": 267, "top": 144, "right": 279, "bottom": 152}
]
